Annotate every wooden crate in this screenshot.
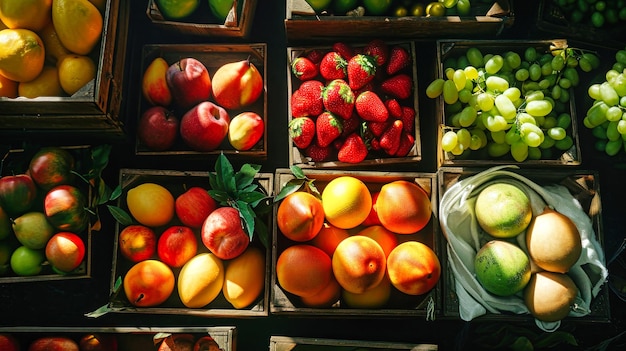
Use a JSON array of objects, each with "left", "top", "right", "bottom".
[
  {"left": 270, "top": 168, "right": 441, "bottom": 317},
  {"left": 0, "top": 0, "right": 129, "bottom": 136},
  {"left": 438, "top": 166, "right": 611, "bottom": 323},
  {"left": 435, "top": 39, "right": 582, "bottom": 168},
  {"left": 106, "top": 168, "right": 272, "bottom": 317},
  {"left": 136, "top": 43, "right": 267, "bottom": 158},
  {"left": 0, "top": 145, "right": 96, "bottom": 283},
  {"left": 285, "top": 0, "right": 514, "bottom": 44},
  {"left": 0, "top": 326, "right": 237, "bottom": 351},
  {"left": 146, "top": 0, "right": 257, "bottom": 38},
  {"left": 270, "top": 336, "right": 438, "bottom": 350},
  {"left": 287, "top": 41, "right": 422, "bottom": 169}
]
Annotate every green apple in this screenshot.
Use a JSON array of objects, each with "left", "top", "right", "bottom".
[
  {"left": 334, "top": 0, "right": 359, "bottom": 14},
  {"left": 362, "top": 0, "right": 393, "bottom": 15},
  {"left": 208, "top": 0, "right": 234, "bottom": 22},
  {"left": 155, "top": 0, "right": 200, "bottom": 19},
  {"left": 305, "top": 0, "right": 332, "bottom": 12},
  {"left": 10, "top": 245, "right": 45, "bottom": 276}
]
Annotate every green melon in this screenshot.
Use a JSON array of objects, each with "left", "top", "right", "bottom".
[
  {"left": 475, "top": 182, "right": 532, "bottom": 238},
  {"left": 474, "top": 240, "right": 531, "bottom": 297}
]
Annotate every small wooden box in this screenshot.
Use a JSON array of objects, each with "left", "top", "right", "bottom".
[
  {"left": 0, "top": 0, "right": 129, "bottom": 137},
  {"left": 107, "top": 168, "right": 272, "bottom": 317},
  {"left": 287, "top": 41, "right": 422, "bottom": 169},
  {"left": 146, "top": 0, "right": 257, "bottom": 38},
  {"left": 136, "top": 43, "right": 267, "bottom": 158},
  {"left": 0, "top": 326, "right": 237, "bottom": 351},
  {"left": 438, "top": 167, "right": 610, "bottom": 322},
  {"left": 270, "top": 336, "right": 438, "bottom": 351},
  {"left": 271, "top": 168, "right": 441, "bottom": 317},
  {"left": 435, "top": 39, "right": 582, "bottom": 168},
  {"left": 285, "top": 0, "right": 514, "bottom": 44}
]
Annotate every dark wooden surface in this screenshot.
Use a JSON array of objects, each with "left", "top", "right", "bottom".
[{"left": 1, "top": 1, "right": 625, "bottom": 350}]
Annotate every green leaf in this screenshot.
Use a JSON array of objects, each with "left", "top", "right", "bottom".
[
  {"left": 89, "top": 144, "right": 112, "bottom": 180},
  {"left": 275, "top": 178, "right": 305, "bottom": 202},
  {"left": 254, "top": 216, "right": 269, "bottom": 249},
  {"left": 235, "top": 163, "right": 261, "bottom": 189},
  {"left": 239, "top": 191, "right": 267, "bottom": 208},
  {"left": 236, "top": 200, "right": 256, "bottom": 240},
  {"left": 215, "top": 153, "right": 236, "bottom": 195},
  {"left": 107, "top": 205, "right": 133, "bottom": 226},
  {"left": 290, "top": 165, "right": 306, "bottom": 179},
  {"left": 109, "top": 184, "right": 123, "bottom": 202},
  {"left": 208, "top": 189, "right": 230, "bottom": 205}
]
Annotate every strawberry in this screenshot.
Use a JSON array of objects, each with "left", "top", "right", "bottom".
[
  {"left": 316, "top": 111, "right": 343, "bottom": 147},
  {"left": 290, "top": 90, "right": 309, "bottom": 117},
  {"left": 363, "top": 39, "right": 389, "bottom": 67},
  {"left": 384, "top": 98, "right": 402, "bottom": 119},
  {"left": 304, "top": 140, "right": 335, "bottom": 162},
  {"left": 370, "top": 137, "right": 381, "bottom": 151},
  {"left": 380, "top": 73, "right": 412, "bottom": 100},
  {"left": 289, "top": 116, "right": 315, "bottom": 149},
  {"left": 322, "top": 79, "right": 354, "bottom": 120},
  {"left": 386, "top": 45, "right": 411, "bottom": 76},
  {"left": 297, "top": 80, "right": 324, "bottom": 116},
  {"left": 319, "top": 51, "right": 347, "bottom": 81},
  {"left": 338, "top": 132, "right": 368, "bottom": 164},
  {"left": 399, "top": 106, "right": 415, "bottom": 133},
  {"left": 355, "top": 90, "right": 388, "bottom": 123},
  {"left": 291, "top": 56, "right": 318, "bottom": 81},
  {"left": 341, "top": 112, "right": 362, "bottom": 137},
  {"left": 347, "top": 54, "right": 377, "bottom": 90},
  {"left": 395, "top": 131, "right": 415, "bottom": 157},
  {"left": 305, "top": 48, "right": 325, "bottom": 64},
  {"left": 366, "top": 120, "right": 391, "bottom": 137},
  {"left": 332, "top": 42, "right": 355, "bottom": 61},
  {"left": 379, "top": 119, "right": 403, "bottom": 155}
]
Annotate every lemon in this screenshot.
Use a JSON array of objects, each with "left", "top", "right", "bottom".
[
  {"left": 0, "top": 28, "right": 45, "bottom": 82},
  {"left": 321, "top": 176, "right": 372, "bottom": 229},
  {"left": 57, "top": 54, "right": 96, "bottom": 95},
  {"left": 37, "top": 21, "right": 71, "bottom": 64},
  {"left": 126, "top": 183, "right": 175, "bottom": 227},
  {"left": 0, "top": 73, "right": 17, "bottom": 97},
  {"left": 18, "top": 65, "right": 63, "bottom": 98},
  {"left": 52, "top": 0, "right": 103, "bottom": 55},
  {"left": 178, "top": 253, "right": 224, "bottom": 308},
  {"left": 0, "top": 0, "right": 52, "bottom": 32}
]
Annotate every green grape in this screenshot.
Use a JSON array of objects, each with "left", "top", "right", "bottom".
[
  {"left": 555, "top": 135, "right": 574, "bottom": 151},
  {"left": 557, "top": 113, "right": 572, "bottom": 129},
  {"left": 528, "top": 147, "right": 542, "bottom": 160},
  {"left": 558, "top": 77, "right": 572, "bottom": 90},
  {"left": 458, "top": 88, "right": 473, "bottom": 104},
  {"left": 563, "top": 67, "right": 579, "bottom": 87},
  {"left": 503, "top": 87, "right": 521, "bottom": 102},
  {"left": 446, "top": 101, "right": 464, "bottom": 115},
  {"left": 524, "top": 47, "right": 538, "bottom": 62},
  {"left": 566, "top": 56, "right": 578, "bottom": 68},
  {"left": 586, "top": 101, "right": 609, "bottom": 128},
  {"left": 621, "top": 96, "right": 626, "bottom": 108},
  {"left": 605, "top": 139, "right": 622, "bottom": 156},
  {"left": 579, "top": 57, "right": 593, "bottom": 73},
  {"left": 426, "top": 78, "right": 445, "bottom": 98},
  {"left": 606, "top": 69, "right": 619, "bottom": 84},
  {"left": 617, "top": 120, "right": 626, "bottom": 135},
  {"left": 505, "top": 123, "right": 520, "bottom": 144},
  {"left": 486, "top": 75, "right": 509, "bottom": 92},
  {"left": 515, "top": 68, "right": 530, "bottom": 81},
  {"left": 529, "top": 63, "right": 542, "bottom": 81},
  {"left": 520, "top": 122, "right": 544, "bottom": 147},
  {"left": 543, "top": 115, "right": 557, "bottom": 128},
  {"left": 467, "top": 94, "right": 479, "bottom": 110},
  {"left": 443, "top": 57, "right": 457, "bottom": 70},
  {"left": 477, "top": 92, "right": 495, "bottom": 111},
  {"left": 607, "top": 120, "right": 621, "bottom": 141},
  {"left": 442, "top": 0, "right": 458, "bottom": 8},
  {"left": 539, "top": 135, "right": 556, "bottom": 149},
  {"left": 588, "top": 83, "right": 602, "bottom": 100},
  {"left": 469, "top": 134, "right": 483, "bottom": 150},
  {"left": 526, "top": 100, "right": 553, "bottom": 117},
  {"left": 525, "top": 90, "right": 545, "bottom": 102},
  {"left": 466, "top": 47, "right": 484, "bottom": 68},
  {"left": 448, "top": 111, "right": 462, "bottom": 128},
  {"left": 441, "top": 130, "right": 458, "bottom": 152},
  {"left": 485, "top": 55, "right": 504, "bottom": 74},
  {"left": 495, "top": 94, "right": 517, "bottom": 120},
  {"left": 551, "top": 54, "right": 565, "bottom": 71},
  {"left": 458, "top": 106, "right": 478, "bottom": 127},
  {"left": 518, "top": 112, "right": 537, "bottom": 125},
  {"left": 453, "top": 69, "right": 467, "bottom": 91},
  {"left": 614, "top": 62, "right": 626, "bottom": 74},
  {"left": 511, "top": 140, "right": 529, "bottom": 162},
  {"left": 551, "top": 85, "right": 562, "bottom": 100},
  {"left": 616, "top": 50, "right": 626, "bottom": 65},
  {"left": 443, "top": 79, "right": 459, "bottom": 105},
  {"left": 486, "top": 115, "right": 509, "bottom": 132},
  {"left": 457, "top": 55, "right": 470, "bottom": 70},
  {"left": 457, "top": 128, "right": 472, "bottom": 148},
  {"left": 538, "top": 53, "right": 553, "bottom": 66},
  {"left": 541, "top": 61, "right": 553, "bottom": 76},
  {"left": 600, "top": 82, "right": 619, "bottom": 106},
  {"left": 464, "top": 66, "right": 479, "bottom": 80},
  {"left": 490, "top": 130, "right": 506, "bottom": 144},
  {"left": 610, "top": 73, "right": 626, "bottom": 97},
  {"left": 582, "top": 53, "right": 600, "bottom": 69},
  {"left": 487, "top": 142, "right": 510, "bottom": 157},
  {"left": 606, "top": 106, "right": 623, "bottom": 122},
  {"left": 505, "top": 51, "right": 522, "bottom": 70},
  {"left": 595, "top": 139, "right": 608, "bottom": 152},
  {"left": 450, "top": 143, "right": 465, "bottom": 156},
  {"left": 445, "top": 67, "right": 455, "bottom": 80},
  {"left": 548, "top": 127, "right": 567, "bottom": 141}
]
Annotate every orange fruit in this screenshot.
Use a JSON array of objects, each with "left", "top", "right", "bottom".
[
  {"left": 0, "top": 73, "right": 17, "bottom": 98},
  {"left": 57, "top": 54, "right": 96, "bottom": 95},
  {"left": 52, "top": 0, "right": 103, "bottom": 55},
  {"left": 300, "top": 276, "right": 341, "bottom": 308},
  {"left": 0, "top": 0, "right": 52, "bottom": 32},
  {"left": 37, "top": 21, "right": 72, "bottom": 65},
  {"left": 342, "top": 273, "right": 392, "bottom": 308},
  {"left": 387, "top": 241, "right": 441, "bottom": 295},
  {"left": 332, "top": 235, "right": 386, "bottom": 294},
  {"left": 276, "top": 244, "right": 332, "bottom": 298},
  {"left": 309, "top": 222, "right": 350, "bottom": 257},
  {"left": 277, "top": 191, "right": 325, "bottom": 242},
  {"left": 0, "top": 28, "right": 45, "bottom": 82},
  {"left": 376, "top": 180, "right": 431, "bottom": 234},
  {"left": 321, "top": 176, "right": 372, "bottom": 229},
  {"left": 18, "top": 65, "right": 63, "bottom": 98},
  {"left": 356, "top": 225, "right": 398, "bottom": 258},
  {"left": 126, "top": 183, "right": 175, "bottom": 227}
]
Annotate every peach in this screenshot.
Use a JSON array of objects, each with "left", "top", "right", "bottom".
[
  {"left": 376, "top": 180, "right": 431, "bottom": 234},
  {"left": 277, "top": 191, "right": 325, "bottom": 242},
  {"left": 342, "top": 273, "right": 392, "bottom": 309},
  {"left": 300, "top": 276, "right": 341, "bottom": 308},
  {"left": 118, "top": 225, "right": 157, "bottom": 263},
  {"left": 28, "top": 336, "right": 79, "bottom": 351},
  {"left": 387, "top": 241, "right": 440, "bottom": 296},
  {"left": 228, "top": 111, "right": 265, "bottom": 151},
  {"left": 276, "top": 244, "right": 332, "bottom": 298},
  {"left": 356, "top": 225, "right": 398, "bottom": 258},
  {"left": 332, "top": 235, "right": 386, "bottom": 294},
  {"left": 309, "top": 222, "right": 350, "bottom": 257},
  {"left": 123, "top": 259, "right": 175, "bottom": 307}
]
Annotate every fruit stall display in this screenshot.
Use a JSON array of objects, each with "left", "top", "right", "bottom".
[
  {"left": 136, "top": 43, "right": 267, "bottom": 157},
  {"left": 269, "top": 336, "right": 437, "bottom": 350}
]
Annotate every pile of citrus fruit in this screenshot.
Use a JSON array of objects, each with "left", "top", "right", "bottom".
[
  {"left": 275, "top": 174, "right": 440, "bottom": 309},
  {"left": 0, "top": 0, "right": 105, "bottom": 99}
]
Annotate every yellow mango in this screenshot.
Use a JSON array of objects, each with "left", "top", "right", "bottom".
[
  {"left": 222, "top": 246, "right": 266, "bottom": 309},
  {"left": 51, "top": 0, "right": 102, "bottom": 55},
  {"left": 177, "top": 253, "right": 224, "bottom": 308}
]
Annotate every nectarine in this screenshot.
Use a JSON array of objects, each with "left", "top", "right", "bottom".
[
  {"left": 276, "top": 244, "right": 332, "bottom": 298},
  {"left": 376, "top": 180, "right": 431, "bottom": 234},
  {"left": 387, "top": 241, "right": 440, "bottom": 296},
  {"left": 332, "top": 235, "right": 386, "bottom": 294}
]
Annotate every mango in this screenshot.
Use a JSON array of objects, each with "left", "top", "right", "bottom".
[
  {"left": 51, "top": 0, "right": 103, "bottom": 55},
  {"left": 222, "top": 246, "right": 265, "bottom": 309},
  {"left": 177, "top": 253, "right": 224, "bottom": 308}
]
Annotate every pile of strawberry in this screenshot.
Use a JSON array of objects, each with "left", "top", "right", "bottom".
[{"left": 288, "top": 39, "right": 417, "bottom": 164}]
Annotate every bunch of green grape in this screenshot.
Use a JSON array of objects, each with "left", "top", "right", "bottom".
[
  {"left": 547, "top": 0, "right": 626, "bottom": 29},
  {"left": 426, "top": 44, "right": 600, "bottom": 162},
  {"left": 583, "top": 46, "right": 626, "bottom": 156}
]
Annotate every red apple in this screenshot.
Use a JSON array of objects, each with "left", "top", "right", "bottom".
[
  {"left": 123, "top": 259, "right": 175, "bottom": 307},
  {"left": 118, "top": 224, "right": 157, "bottom": 262},
  {"left": 0, "top": 333, "right": 19, "bottom": 351},
  {"left": 28, "top": 336, "right": 79, "bottom": 351},
  {"left": 201, "top": 206, "right": 249, "bottom": 260},
  {"left": 193, "top": 336, "right": 221, "bottom": 351},
  {"left": 43, "top": 184, "right": 89, "bottom": 233},
  {"left": 45, "top": 232, "right": 86, "bottom": 273},
  {"left": 180, "top": 101, "right": 230, "bottom": 151},
  {"left": 175, "top": 187, "right": 217, "bottom": 228},
  {"left": 157, "top": 225, "right": 198, "bottom": 268},
  {"left": 142, "top": 56, "right": 172, "bottom": 107},
  {"left": 158, "top": 334, "right": 195, "bottom": 351},
  {"left": 211, "top": 58, "right": 264, "bottom": 110},
  {"left": 0, "top": 174, "right": 37, "bottom": 217},
  {"left": 28, "top": 147, "right": 75, "bottom": 191},
  {"left": 166, "top": 57, "right": 212, "bottom": 110},
  {"left": 79, "top": 333, "right": 118, "bottom": 351},
  {"left": 138, "top": 106, "right": 179, "bottom": 151},
  {"left": 228, "top": 111, "right": 264, "bottom": 151}
]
